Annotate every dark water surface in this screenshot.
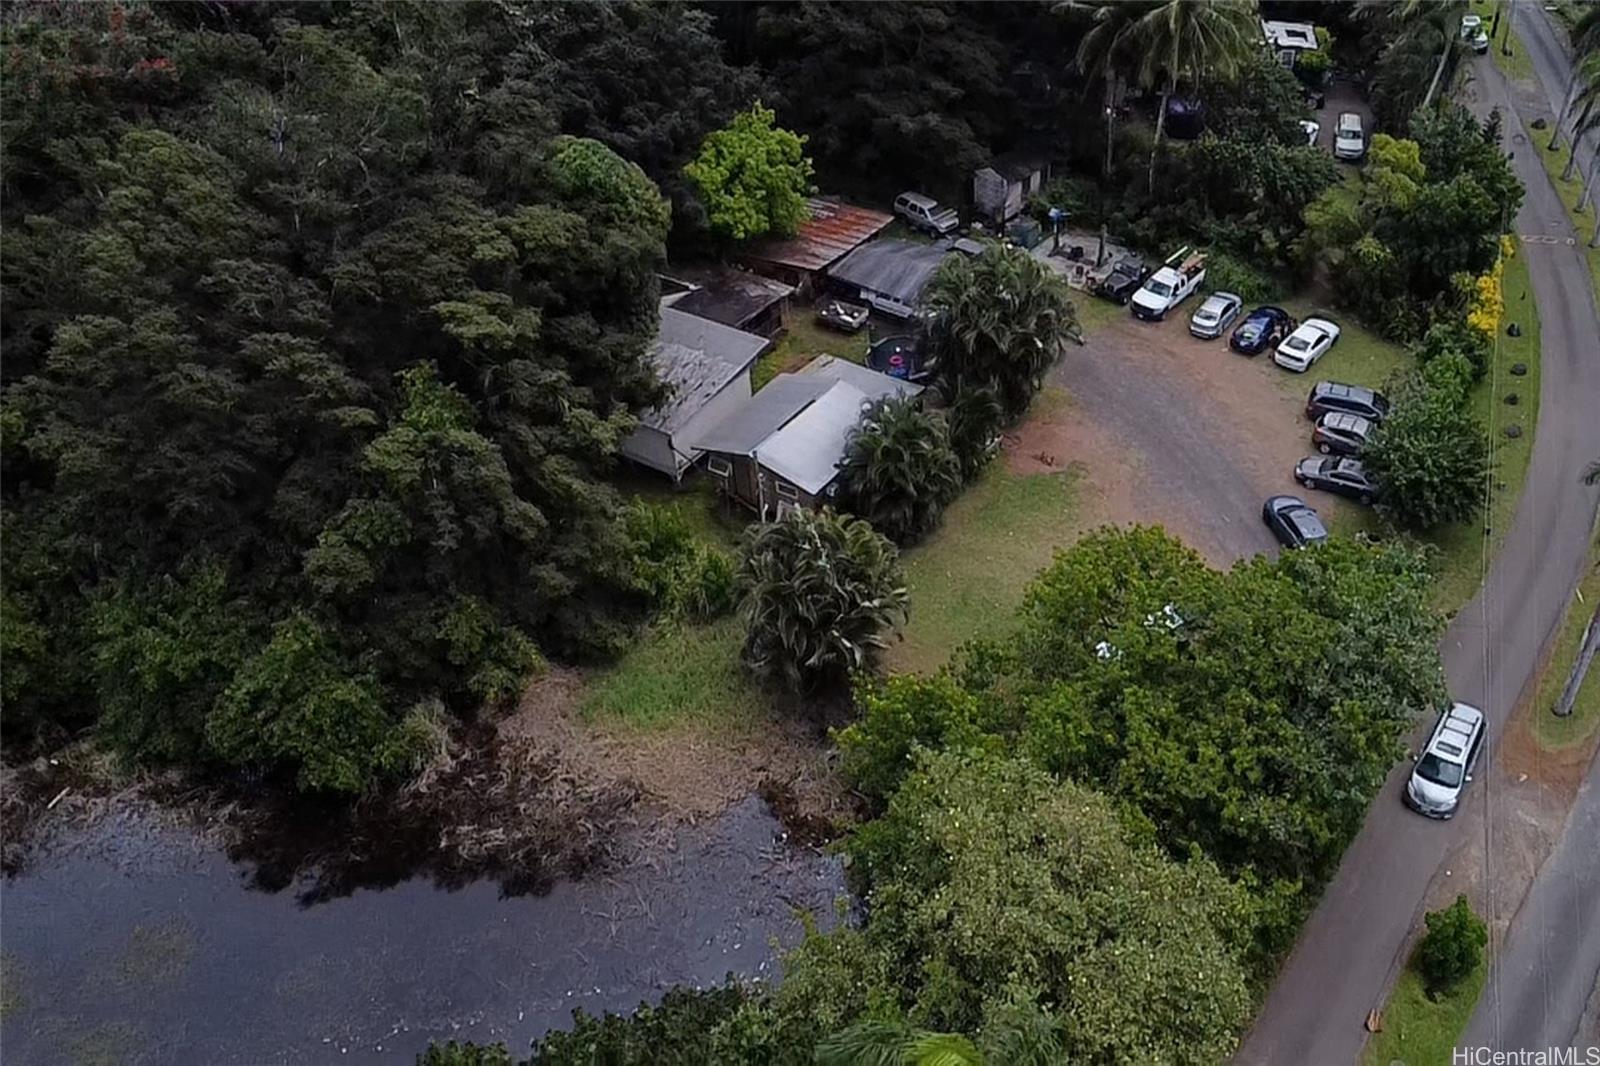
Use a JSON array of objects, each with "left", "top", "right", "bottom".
[{"left": 0, "top": 796, "right": 845, "bottom": 1065}]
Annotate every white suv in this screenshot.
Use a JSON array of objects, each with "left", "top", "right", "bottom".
[
  {"left": 1334, "top": 112, "right": 1365, "bottom": 161},
  {"left": 1405, "top": 702, "right": 1486, "bottom": 819}
]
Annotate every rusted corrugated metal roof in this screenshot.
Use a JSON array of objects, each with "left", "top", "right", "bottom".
[{"left": 745, "top": 197, "right": 894, "bottom": 273}]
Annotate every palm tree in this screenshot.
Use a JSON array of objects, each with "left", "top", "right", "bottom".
[
  {"left": 837, "top": 396, "right": 963, "bottom": 545},
  {"left": 1127, "top": 0, "right": 1262, "bottom": 189},
  {"left": 1550, "top": 3, "right": 1600, "bottom": 152},
  {"left": 1069, "top": 0, "right": 1157, "bottom": 182},
  {"left": 922, "top": 243, "right": 1079, "bottom": 421},
  {"left": 736, "top": 508, "right": 908, "bottom": 694}
]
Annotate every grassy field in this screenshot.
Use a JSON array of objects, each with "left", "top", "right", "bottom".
[
  {"left": 1073, "top": 290, "right": 1129, "bottom": 336},
  {"left": 1524, "top": 123, "right": 1600, "bottom": 308},
  {"left": 1532, "top": 538, "right": 1600, "bottom": 750},
  {"left": 1362, "top": 959, "right": 1488, "bottom": 1066},
  {"left": 752, "top": 308, "right": 871, "bottom": 391},
  {"left": 887, "top": 456, "right": 1082, "bottom": 675},
  {"left": 580, "top": 615, "right": 757, "bottom": 731},
  {"left": 613, "top": 471, "right": 748, "bottom": 550},
  {"left": 1314, "top": 248, "right": 1541, "bottom": 616}
]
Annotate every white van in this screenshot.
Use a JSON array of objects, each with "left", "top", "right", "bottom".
[{"left": 1405, "top": 702, "right": 1485, "bottom": 819}]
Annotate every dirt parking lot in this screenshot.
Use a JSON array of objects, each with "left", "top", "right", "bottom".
[{"left": 1020, "top": 303, "right": 1346, "bottom": 566}]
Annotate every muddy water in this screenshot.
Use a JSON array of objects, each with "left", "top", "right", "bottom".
[{"left": 0, "top": 797, "right": 845, "bottom": 1065}]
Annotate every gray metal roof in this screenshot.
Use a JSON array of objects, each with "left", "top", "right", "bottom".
[
  {"left": 640, "top": 308, "right": 768, "bottom": 435},
  {"left": 796, "top": 355, "right": 923, "bottom": 402},
  {"left": 692, "top": 374, "right": 829, "bottom": 455},
  {"left": 755, "top": 381, "right": 871, "bottom": 494},
  {"left": 826, "top": 239, "right": 952, "bottom": 307}
]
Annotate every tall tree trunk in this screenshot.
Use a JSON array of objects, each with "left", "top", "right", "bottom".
[
  {"left": 1103, "top": 76, "right": 1116, "bottom": 182},
  {"left": 1550, "top": 69, "right": 1578, "bottom": 151},
  {"left": 1580, "top": 150, "right": 1599, "bottom": 216},
  {"left": 1148, "top": 81, "right": 1171, "bottom": 193},
  {"left": 1562, "top": 101, "right": 1594, "bottom": 181}
]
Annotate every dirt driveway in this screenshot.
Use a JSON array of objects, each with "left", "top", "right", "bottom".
[{"left": 1021, "top": 305, "right": 1324, "bottom": 566}]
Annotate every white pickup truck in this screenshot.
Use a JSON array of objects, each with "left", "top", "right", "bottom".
[{"left": 1130, "top": 247, "right": 1207, "bottom": 322}]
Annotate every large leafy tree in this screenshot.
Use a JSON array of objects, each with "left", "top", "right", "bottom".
[
  {"left": 1363, "top": 365, "right": 1490, "bottom": 531},
  {"left": 809, "top": 751, "right": 1254, "bottom": 1062},
  {"left": 683, "top": 102, "right": 814, "bottom": 240},
  {"left": 736, "top": 508, "right": 909, "bottom": 693},
  {"left": 922, "top": 244, "right": 1079, "bottom": 421},
  {"left": 836, "top": 528, "right": 1447, "bottom": 954},
  {"left": 838, "top": 397, "right": 963, "bottom": 545},
  {"left": 0, "top": 4, "right": 672, "bottom": 789}
]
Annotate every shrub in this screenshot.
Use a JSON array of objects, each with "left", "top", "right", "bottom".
[
  {"left": 736, "top": 508, "right": 909, "bottom": 693},
  {"left": 1203, "top": 251, "right": 1287, "bottom": 303},
  {"left": 838, "top": 396, "right": 963, "bottom": 544},
  {"left": 1413, "top": 319, "right": 1491, "bottom": 381},
  {"left": 623, "top": 502, "right": 737, "bottom": 621},
  {"left": 1415, "top": 895, "right": 1487, "bottom": 998},
  {"left": 946, "top": 385, "right": 1005, "bottom": 482}
]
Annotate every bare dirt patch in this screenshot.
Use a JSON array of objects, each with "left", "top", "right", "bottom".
[
  {"left": 504, "top": 666, "right": 853, "bottom": 834},
  {"left": 1039, "top": 310, "right": 1311, "bottom": 565}
]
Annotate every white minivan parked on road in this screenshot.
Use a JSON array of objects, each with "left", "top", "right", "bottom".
[{"left": 1405, "top": 702, "right": 1486, "bottom": 819}]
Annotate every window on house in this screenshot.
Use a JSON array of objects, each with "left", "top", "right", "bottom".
[
  {"left": 707, "top": 456, "right": 732, "bottom": 478},
  {"left": 775, "top": 481, "right": 799, "bottom": 500}
]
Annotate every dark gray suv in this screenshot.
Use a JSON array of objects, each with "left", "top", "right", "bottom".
[{"left": 1306, "top": 381, "right": 1389, "bottom": 423}]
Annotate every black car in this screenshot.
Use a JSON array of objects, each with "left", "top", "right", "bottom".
[
  {"left": 1306, "top": 381, "right": 1390, "bottom": 423},
  {"left": 1295, "top": 455, "right": 1380, "bottom": 504},
  {"left": 1095, "top": 257, "right": 1149, "bottom": 305},
  {"left": 1313, "top": 411, "right": 1374, "bottom": 456},
  {"left": 1262, "top": 495, "right": 1329, "bottom": 549},
  {"left": 1230, "top": 306, "right": 1295, "bottom": 355}
]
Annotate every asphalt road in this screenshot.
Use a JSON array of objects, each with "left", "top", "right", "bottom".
[
  {"left": 1517, "top": 0, "right": 1600, "bottom": 213},
  {"left": 1464, "top": 757, "right": 1600, "bottom": 1053},
  {"left": 1236, "top": 21, "right": 1600, "bottom": 1066}
]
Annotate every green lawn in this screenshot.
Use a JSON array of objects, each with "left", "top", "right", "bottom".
[
  {"left": 1362, "top": 959, "right": 1488, "bottom": 1066},
  {"left": 580, "top": 615, "right": 758, "bottom": 731},
  {"left": 1073, "top": 290, "right": 1128, "bottom": 336},
  {"left": 888, "top": 454, "right": 1083, "bottom": 675},
  {"left": 1315, "top": 249, "right": 1541, "bottom": 616},
  {"left": 753, "top": 307, "right": 871, "bottom": 391},
  {"left": 1531, "top": 538, "right": 1600, "bottom": 750},
  {"left": 1525, "top": 122, "right": 1600, "bottom": 309}
]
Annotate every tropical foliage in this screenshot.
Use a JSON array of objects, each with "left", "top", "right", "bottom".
[
  {"left": 1416, "top": 895, "right": 1489, "bottom": 999},
  {"left": 838, "top": 398, "right": 963, "bottom": 545},
  {"left": 1, "top": 4, "right": 673, "bottom": 789},
  {"left": 922, "top": 245, "right": 1079, "bottom": 421},
  {"left": 683, "top": 102, "right": 814, "bottom": 240},
  {"left": 838, "top": 527, "right": 1447, "bottom": 957},
  {"left": 1297, "top": 104, "right": 1521, "bottom": 340},
  {"left": 736, "top": 509, "right": 909, "bottom": 693},
  {"left": 1363, "top": 353, "right": 1489, "bottom": 532}
]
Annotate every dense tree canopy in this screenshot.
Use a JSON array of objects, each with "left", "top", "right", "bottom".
[
  {"left": 838, "top": 527, "right": 1448, "bottom": 955},
  {"left": 1, "top": 3, "right": 673, "bottom": 787}
]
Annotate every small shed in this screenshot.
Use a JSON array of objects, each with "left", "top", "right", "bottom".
[
  {"left": 695, "top": 358, "right": 924, "bottom": 518},
  {"left": 742, "top": 197, "right": 894, "bottom": 292},
  {"left": 664, "top": 266, "right": 795, "bottom": 338},
  {"left": 825, "top": 239, "right": 953, "bottom": 320},
  {"left": 619, "top": 307, "right": 769, "bottom": 481},
  {"left": 972, "top": 155, "right": 1049, "bottom": 227},
  {"left": 1261, "top": 19, "right": 1319, "bottom": 67}
]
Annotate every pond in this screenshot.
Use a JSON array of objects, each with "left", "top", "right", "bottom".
[{"left": 0, "top": 796, "right": 845, "bottom": 1065}]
